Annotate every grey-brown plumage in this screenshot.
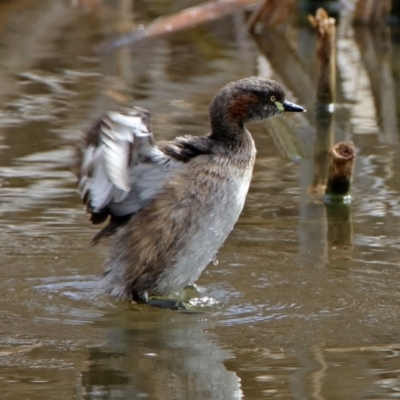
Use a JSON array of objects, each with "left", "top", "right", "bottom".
[{"left": 76, "top": 77, "right": 305, "bottom": 303}]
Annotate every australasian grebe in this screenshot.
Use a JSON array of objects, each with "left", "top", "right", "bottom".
[{"left": 76, "top": 77, "right": 305, "bottom": 305}]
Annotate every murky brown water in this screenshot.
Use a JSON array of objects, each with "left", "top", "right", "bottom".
[{"left": 1, "top": 1, "right": 400, "bottom": 399}]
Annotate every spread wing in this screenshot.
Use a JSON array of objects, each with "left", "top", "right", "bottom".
[{"left": 77, "top": 107, "right": 183, "bottom": 224}]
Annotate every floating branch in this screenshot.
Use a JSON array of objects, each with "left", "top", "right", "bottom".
[
  {"left": 324, "top": 141, "right": 355, "bottom": 204},
  {"left": 98, "top": 0, "right": 261, "bottom": 51}
]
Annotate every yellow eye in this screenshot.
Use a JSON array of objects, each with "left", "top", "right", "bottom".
[{"left": 270, "top": 95, "right": 276, "bottom": 102}]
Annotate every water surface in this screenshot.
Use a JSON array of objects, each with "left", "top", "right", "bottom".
[{"left": 1, "top": 1, "right": 400, "bottom": 399}]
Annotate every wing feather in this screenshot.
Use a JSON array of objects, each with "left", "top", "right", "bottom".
[{"left": 77, "top": 107, "right": 182, "bottom": 219}]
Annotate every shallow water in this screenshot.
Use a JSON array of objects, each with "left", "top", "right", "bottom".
[{"left": 1, "top": 1, "right": 400, "bottom": 399}]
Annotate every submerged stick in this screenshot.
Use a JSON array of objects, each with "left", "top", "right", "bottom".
[{"left": 324, "top": 141, "right": 355, "bottom": 204}]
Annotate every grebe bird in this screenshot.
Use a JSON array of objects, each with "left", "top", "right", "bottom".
[{"left": 76, "top": 77, "right": 305, "bottom": 306}]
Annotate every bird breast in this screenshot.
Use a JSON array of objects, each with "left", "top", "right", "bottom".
[{"left": 154, "top": 152, "right": 255, "bottom": 294}]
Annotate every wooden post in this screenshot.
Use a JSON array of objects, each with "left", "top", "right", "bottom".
[
  {"left": 308, "top": 9, "right": 336, "bottom": 197},
  {"left": 325, "top": 141, "right": 355, "bottom": 203},
  {"left": 309, "top": 8, "right": 336, "bottom": 105}
]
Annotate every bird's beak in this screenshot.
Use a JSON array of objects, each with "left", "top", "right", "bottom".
[{"left": 275, "top": 100, "right": 306, "bottom": 113}]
